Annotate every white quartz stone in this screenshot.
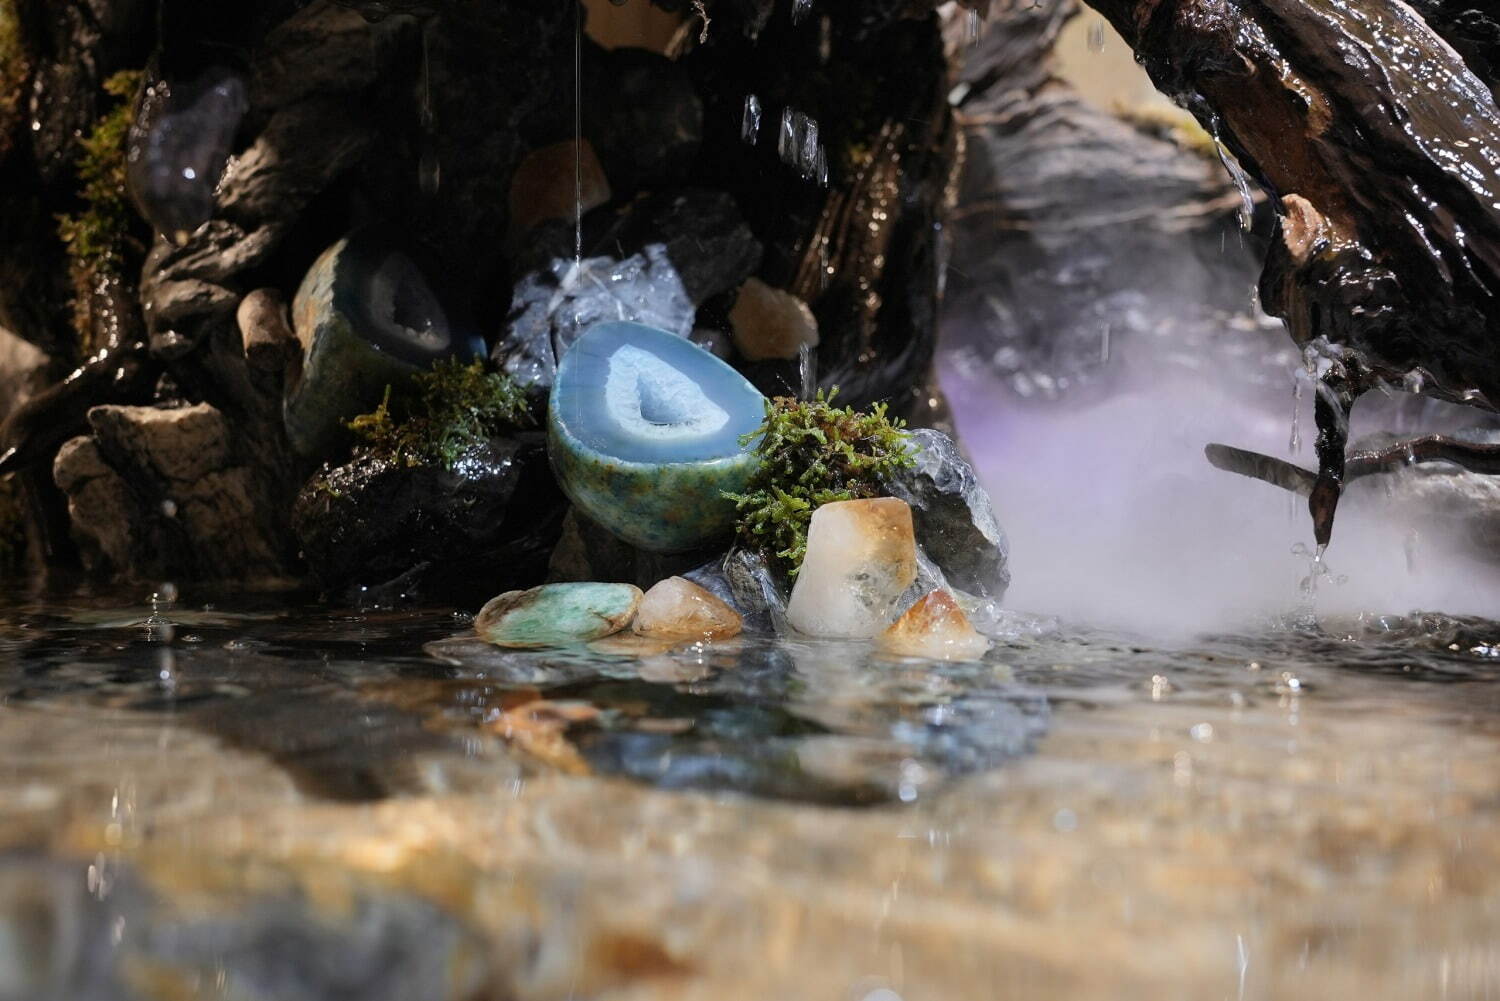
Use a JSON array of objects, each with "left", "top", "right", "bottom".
[{"left": 787, "top": 498, "right": 917, "bottom": 638}]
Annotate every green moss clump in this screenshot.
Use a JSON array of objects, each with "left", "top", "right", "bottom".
[
  {"left": 0, "top": 0, "right": 27, "bottom": 159},
  {"left": 348, "top": 358, "right": 532, "bottom": 468},
  {"left": 56, "top": 69, "right": 144, "bottom": 354},
  {"left": 726, "top": 389, "right": 913, "bottom": 575}
]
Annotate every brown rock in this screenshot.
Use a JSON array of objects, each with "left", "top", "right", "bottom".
[
  {"left": 633, "top": 576, "right": 743, "bottom": 641},
  {"left": 507, "top": 139, "right": 611, "bottom": 243},
  {"left": 876, "top": 590, "right": 992, "bottom": 661},
  {"left": 728, "top": 278, "right": 819, "bottom": 362},
  {"left": 237, "top": 288, "right": 298, "bottom": 374}
]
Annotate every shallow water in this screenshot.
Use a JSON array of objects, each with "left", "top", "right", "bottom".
[{"left": 1, "top": 585, "right": 1499, "bottom": 1000}]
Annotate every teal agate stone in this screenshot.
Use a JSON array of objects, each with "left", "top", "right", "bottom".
[{"left": 549, "top": 321, "right": 765, "bottom": 552}]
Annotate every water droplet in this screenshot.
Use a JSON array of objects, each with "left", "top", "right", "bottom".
[
  {"left": 1190, "top": 722, "right": 1214, "bottom": 742},
  {"left": 741, "top": 94, "right": 761, "bottom": 144},
  {"left": 791, "top": 0, "right": 814, "bottom": 25},
  {"left": 967, "top": 8, "right": 981, "bottom": 44},
  {"left": 1087, "top": 18, "right": 1106, "bottom": 52},
  {"left": 1212, "top": 129, "right": 1256, "bottom": 231}
]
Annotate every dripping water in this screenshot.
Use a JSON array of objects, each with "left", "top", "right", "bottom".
[
  {"left": 742, "top": 94, "right": 761, "bottom": 144},
  {"left": 1289, "top": 373, "right": 1303, "bottom": 453},
  {"left": 573, "top": 0, "right": 583, "bottom": 268},
  {"left": 418, "top": 18, "right": 440, "bottom": 196},
  {"left": 791, "top": 0, "right": 814, "bottom": 26},
  {"left": 1211, "top": 126, "right": 1255, "bottom": 232},
  {"left": 798, "top": 343, "right": 816, "bottom": 401},
  {"left": 1086, "top": 18, "right": 1106, "bottom": 52},
  {"left": 967, "top": 8, "right": 980, "bottom": 44}
]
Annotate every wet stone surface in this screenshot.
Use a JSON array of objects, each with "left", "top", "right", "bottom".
[{"left": 2, "top": 587, "right": 1500, "bottom": 997}]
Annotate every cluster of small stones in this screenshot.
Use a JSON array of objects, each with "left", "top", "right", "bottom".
[
  {"left": 476, "top": 575, "right": 744, "bottom": 649},
  {"left": 476, "top": 497, "right": 989, "bottom": 662}
]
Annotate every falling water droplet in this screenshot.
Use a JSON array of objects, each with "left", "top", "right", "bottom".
[
  {"left": 1087, "top": 18, "right": 1106, "bottom": 52},
  {"left": 417, "top": 20, "right": 440, "bottom": 196},
  {"left": 1402, "top": 369, "right": 1425, "bottom": 394},
  {"left": 799, "top": 342, "right": 816, "bottom": 401},
  {"left": 574, "top": 0, "right": 584, "bottom": 267},
  {"left": 1212, "top": 131, "right": 1255, "bottom": 232},
  {"left": 742, "top": 94, "right": 761, "bottom": 144},
  {"left": 1289, "top": 374, "right": 1303, "bottom": 453},
  {"left": 967, "top": 8, "right": 980, "bottom": 44},
  {"left": 791, "top": 0, "right": 814, "bottom": 26}
]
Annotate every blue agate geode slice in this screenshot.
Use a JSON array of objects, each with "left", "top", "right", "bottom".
[
  {"left": 284, "top": 233, "right": 477, "bottom": 459},
  {"left": 549, "top": 321, "right": 765, "bottom": 552}
]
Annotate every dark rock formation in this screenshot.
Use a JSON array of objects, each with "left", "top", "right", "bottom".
[
  {"left": 291, "top": 433, "right": 563, "bottom": 602},
  {"left": 52, "top": 403, "right": 293, "bottom": 581}
]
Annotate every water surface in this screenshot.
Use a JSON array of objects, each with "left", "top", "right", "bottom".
[{"left": 1, "top": 585, "right": 1498, "bottom": 999}]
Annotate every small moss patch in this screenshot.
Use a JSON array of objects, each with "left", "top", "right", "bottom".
[
  {"left": 726, "top": 389, "right": 912, "bottom": 575},
  {"left": 348, "top": 358, "right": 532, "bottom": 469},
  {"left": 0, "top": 0, "right": 28, "bottom": 159},
  {"left": 56, "top": 69, "right": 144, "bottom": 354}
]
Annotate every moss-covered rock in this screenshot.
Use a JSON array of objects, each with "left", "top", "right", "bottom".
[{"left": 726, "top": 389, "right": 913, "bottom": 576}]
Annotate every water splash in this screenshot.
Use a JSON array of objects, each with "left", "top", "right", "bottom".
[{"left": 777, "top": 108, "right": 827, "bottom": 186}]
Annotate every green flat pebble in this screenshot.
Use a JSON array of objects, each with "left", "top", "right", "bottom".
[{"left": 475, "top": 582, "right": 643, "bottom": 649}]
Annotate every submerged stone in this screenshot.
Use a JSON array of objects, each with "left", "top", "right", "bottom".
[
  {"left": 284, "top": 234, "right": 476, "bottom": 459},
  {"left": 634, "top": 576, "right": 743, "bottom": 641},
  {"left": 787, "top": 498, "right": 918, "bottom": 638},
  {"left": 549, "top": 321, "right": 765, "bottom": 552},
  {"left": 475, "top": 582, "right": 642, "bottom": 649},
  {"left": 877, "top": 590, "right": 991, "bottom": 661},
  {"left": 881, "top": 429, "right": 1010, "bottom": 599}
]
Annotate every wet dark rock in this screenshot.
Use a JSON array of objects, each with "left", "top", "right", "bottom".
[
  {"left": 944, "top": 0, "right": 1273, "bottom": 405},
  {"left": 881, "top": 429, "right": 1010, "bottom": 600},
  {"left": 583, "top": 47, "right": 702, "bottom": 194},
  {"left": 681, "top": 8, "right": 956, "bottom": 419},
  {"left": 52, "top": 403, "right": 293, "bottom": 582},
  {"left": 495, "top": 189, "right": 760, "bottom": 390},
  {"left": 126, "top": 67, "right": 249, "bottom": 244},
  {"left": 292, "top": 433, "right": 563, "bottom": 603}
]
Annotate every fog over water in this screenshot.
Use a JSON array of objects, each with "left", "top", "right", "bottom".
[{"left": 944, "top": 359, "right": 1500, "bottom": 637}]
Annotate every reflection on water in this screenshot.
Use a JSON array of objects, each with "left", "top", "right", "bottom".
[{"left": 1, "top": 585, "right": 1499, "bottom": 998}]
